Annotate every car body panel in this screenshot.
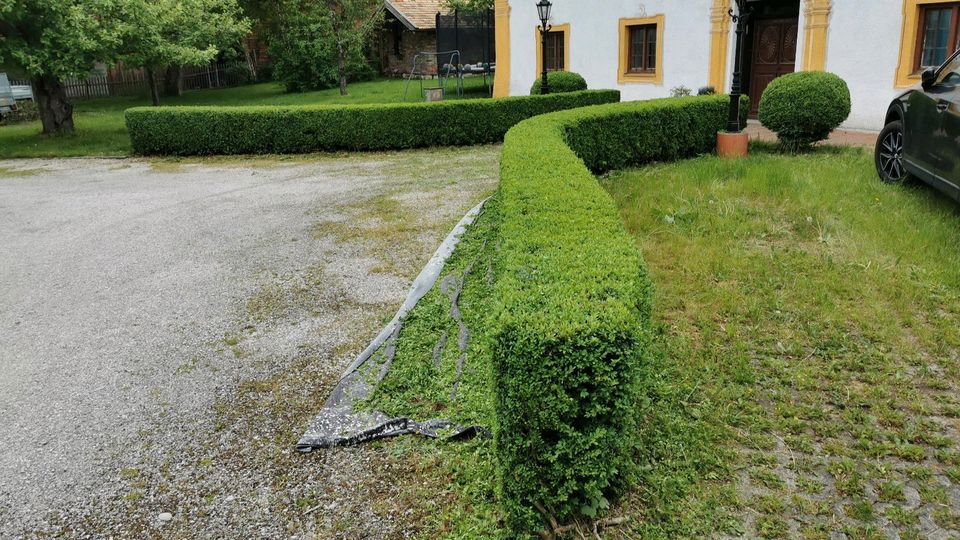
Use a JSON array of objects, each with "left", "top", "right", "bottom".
[
  {"left": 884, "top": 50, "right": 960, "bottom": 202},
  {"left": 0, "top": 73, "right": 16, "bottom": 114}
]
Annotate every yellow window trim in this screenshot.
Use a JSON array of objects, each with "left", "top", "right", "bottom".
[
  {"left": 534, "top": 23, "right": 571, "bottom": 78},
  {"left": 493, "top": 0, "right": 511, "bottom": 98},
  {"left": 618, "top": 15, "right": 665, "bottom": 85},
  {"left": 895, "top": 0, "right": 952, "bottom": 88},
  {"left": 709, "top": 0, "right": 732, "bottom": 92}
]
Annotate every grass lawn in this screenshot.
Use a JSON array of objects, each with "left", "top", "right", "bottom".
[
  {"left": 600, "top": 146, "right": 960, "bottom": 539},
  {"left": 372, "top": 145, "right": 960, "bottom": 539},
  {"left": 0, "top": 76, "right": 492, "bottom": 158}
]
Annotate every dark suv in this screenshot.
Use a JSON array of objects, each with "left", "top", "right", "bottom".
[{"left": 876, "top": 50, "right": 960, "bottom": 201}]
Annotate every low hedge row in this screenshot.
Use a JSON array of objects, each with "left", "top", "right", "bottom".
[
  {"left": 124, "top": 90, "right": 621, "bottom": 155},
  {"left": 492, "top": 94, "right": 745, "bottom": 536}
]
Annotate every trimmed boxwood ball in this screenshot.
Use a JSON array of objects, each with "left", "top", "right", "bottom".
[
  {"left": 530, "top": 71, "right": 588, "bottom": 95},
  {"left": 758, "top": 71, "right": 851, "bottom": 150}
]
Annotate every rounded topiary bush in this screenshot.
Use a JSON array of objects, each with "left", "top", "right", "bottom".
[
  {"left": 530, "top": 71, "right": 588, "bottom": 95},
  {"left": 758, "top": 71, "right": 851, "bottom": 151}
]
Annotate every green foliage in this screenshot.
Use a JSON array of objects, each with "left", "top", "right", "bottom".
[
  {"left": 530, "top": 71, "right": 588, "bottom": 95},
  {"left": 0, "top": 100, "right": 38, "bottom": 125},
  {"left": 492, "top": 95, "right": 733, "bottom": 535},
  {"left": 0, "top": 0, "right": 124, "bottom": 80},
  {"left": 442, "top": 0, "right": 493, "bottom": 11},
  {"left": 118, "top": 0, "right": 250, "bottom": 76},
  {"left": 269, "top": 17, "right": 371, "bottom": 92},
  {"left": 758, "top": 71, "right": 851, "bottom": 151},
  {"left": 124, "top": 89, "right": 620, "bottom": 155},
  {"left": 268, "top": 0, "right": 383, "bottom": 93}
]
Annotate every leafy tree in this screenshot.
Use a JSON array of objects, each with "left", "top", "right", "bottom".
[
  {"left": 119, "top": 0, "right": 250, "bottom": 105},
  {"left": 0, "top": 0, "right": 124, "bottom": 134},
  {"left": 270, "top": 0, "right": 382, "bottom": 95},
  {"left": 443, "top": 0, "right": 493, "bottom": 11}
]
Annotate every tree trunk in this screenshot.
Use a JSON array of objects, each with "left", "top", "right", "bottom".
[
  {"left": 146, "top": 66, "right": 161, "bottom": 106},
  {"left": 336, "top": 42, "right": 348, "bottom": 96},
  {"left": 163, "top": 65, "right": 183, "bottom": 98},
  {"left": 32, "top": 75, "right": 74, "bottom": 136}
]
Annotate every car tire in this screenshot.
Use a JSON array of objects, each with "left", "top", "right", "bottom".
[{"left": 875, "top": 120, "right": 911, "bottom": 184}]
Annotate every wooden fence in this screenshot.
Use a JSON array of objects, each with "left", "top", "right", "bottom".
[{"left": 11, "top": 61, "right": 254, "bottom": 100}]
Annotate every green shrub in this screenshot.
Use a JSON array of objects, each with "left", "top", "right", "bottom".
[
  {"left": 758, "top": 71, "right": 851, "bottom": 150},
  {"left": 268, "top": 9, "right": 373, "bottom": 93},
  {"left": 0, "top": 100, "right": 38, "bottom": 125},
  {"left": 494, "top": 94, "right": 739, "bottom": 536},
  {"left": 530, "top": 71, "right": 588, "bottom": 95},
  {"left": 124, "top": 90, "right": 620, "bottom": 155}
]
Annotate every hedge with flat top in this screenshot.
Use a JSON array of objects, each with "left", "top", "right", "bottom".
[
  {"left": 493, "top": 94, "right": 746, "bottom": 536},
  {"left": 124, "top": 90, "right": 621, "bottom": 155}
]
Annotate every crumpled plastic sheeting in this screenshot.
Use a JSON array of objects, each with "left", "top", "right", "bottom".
[{"left": 297, "top": 199, "right": 490, "bottom": 452}]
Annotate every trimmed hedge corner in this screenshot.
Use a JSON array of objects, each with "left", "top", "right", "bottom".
[
  {"left": 530, "top": 71, "right": 588, "bottom": 95},
  {"left": 758, "top": 71, "right": 851, "bottom": 150},
  {"left": 124, "top": 90, "right": 619, "bottom": 155},
  {"left": 493, "top": 94, "right": 743, "bottom": 536}
]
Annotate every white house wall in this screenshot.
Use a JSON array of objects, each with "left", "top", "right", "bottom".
[
  {"left": 507, "top": 0, "right": 915, "bottom": 131},
  {"left": 509, "top": 0, "right": 715, "bottom": 100},
  {"left": 823, "top": 1, "right": 904, "bottom": 130}
]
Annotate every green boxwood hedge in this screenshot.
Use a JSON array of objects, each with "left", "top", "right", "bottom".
[
  {"left": 124, "top": 90, "right": 620, "bottom": 155},
  {"left": 493, "top": 94, "right": 745, "bottom": 536}
]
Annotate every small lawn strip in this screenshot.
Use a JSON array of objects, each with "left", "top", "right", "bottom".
[
  {"left": 124, "top": 90, "right": 620, "bottom": 155},
  {"left": 361, "top": 196, "right": 506, "bottom": 538}
]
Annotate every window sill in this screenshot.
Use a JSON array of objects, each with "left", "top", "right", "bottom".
[{"left": 618, "top": 72, "right": 662, "bottom": 85}]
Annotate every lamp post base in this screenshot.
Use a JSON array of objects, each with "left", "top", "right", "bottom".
[{"left": 717, "top": 131, "right": 749, "bottom": 158}]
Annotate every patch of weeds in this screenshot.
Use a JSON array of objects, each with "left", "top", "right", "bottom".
[
  {"left": 933, "top": 508, "right": 960, "bottom": 531},
  {"left": 750, "top": 467, "right": 786, "bottom": 490},
  {"left": 885, "top": 506, "right": 919, "bottom": 527},
  {"left": 755, "top": 515, "right": 789, "bottom": 538},
  {"left": 876, "top": 480, "right": 905, "bottom": 502},
  {"left": 0, "top": 166, "right": 44, "bottom": 177},
  {"left": 845, "top": 498, "right": 874, "bottom": 522},
  {"left": 751, "top": 494, "right": 787, "bottom": 514}
]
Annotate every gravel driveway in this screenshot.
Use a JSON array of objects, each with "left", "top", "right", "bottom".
[{"left": 0, "top": 149, "right": 499, "bottom": 538}]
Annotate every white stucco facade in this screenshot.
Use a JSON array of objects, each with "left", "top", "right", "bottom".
[{"left": 497, "top": 0, "right": 929, "bottom": 131}]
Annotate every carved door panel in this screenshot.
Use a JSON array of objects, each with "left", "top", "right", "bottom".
[{"left": 749, "top": 18, "right": 799, "bottom": 115}]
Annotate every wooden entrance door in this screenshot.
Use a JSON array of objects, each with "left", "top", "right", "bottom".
[{"left": 749, "top": 18, "right": 799, "bottom": 114}]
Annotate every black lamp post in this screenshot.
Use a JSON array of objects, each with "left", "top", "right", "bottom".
[
  {"left": 536, "top": 0, "right": 553, "bottom": 94},
  {"left": 727, "top": 0, "right": 753, "bottom": 133}
]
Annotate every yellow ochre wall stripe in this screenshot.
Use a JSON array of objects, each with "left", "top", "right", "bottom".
[{"left": 493, "top": 0, "right": 511, "bottom": 98}]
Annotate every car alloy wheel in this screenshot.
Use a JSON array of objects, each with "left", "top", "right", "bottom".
[{"left": 876, "top": 121, "right": 908, "bottom": 184}]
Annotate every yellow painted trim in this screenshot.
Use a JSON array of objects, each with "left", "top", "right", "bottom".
[
  {"left": 895, "top": 0, "right": 949, "bottom": 88},
  {"left": 493, "top": 0, "right": 511, "bottom": 98},
  {"left": 801, "top": 0, "right": 832, "bottom": 71},
  {"left": 618, "top": 15, "right": 665, "bottom": 85},
  {"left": 534, "top": 23, "right": 570, "bottom": 78},
  {"left": 709, "top": 0, "right": 732, "bottom": 91}
]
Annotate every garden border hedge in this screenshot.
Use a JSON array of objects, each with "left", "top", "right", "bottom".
[
  {"left": 124, "top": 90, "right": 620, "bottom": 155},
  {"left": 493, "top": 94, "right": 747, "bottom": 535}
]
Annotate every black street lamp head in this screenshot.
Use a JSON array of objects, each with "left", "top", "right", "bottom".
[{"left": 536, "top": 0, "right": 552, "bottom": 27}]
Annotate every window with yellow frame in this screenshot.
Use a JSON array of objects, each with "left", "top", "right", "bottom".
[
  {"left": 618, "top": 15, "right": 664, "bottom": 85},
  {"left": 535, "top": 23, "right": 570, "bottom": 77},
  {"left": 896, "top": 0, "right": 960, "bottom": 87}
]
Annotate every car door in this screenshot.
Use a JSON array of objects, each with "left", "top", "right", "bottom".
[{"left": 931, "top": 56, "right": 960, "bottom": 188}]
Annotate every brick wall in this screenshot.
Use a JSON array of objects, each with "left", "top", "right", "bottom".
[{"left": 381, "top": 29, "right": 439, "bottom": 76}]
